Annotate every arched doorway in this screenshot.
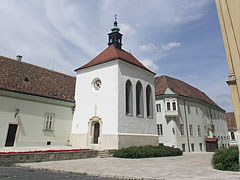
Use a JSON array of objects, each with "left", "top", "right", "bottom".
[{"left": 93, "top": 122, "right": 100, "bottom": 144}]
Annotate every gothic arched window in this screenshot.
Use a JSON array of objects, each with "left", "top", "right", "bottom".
[
  {"left": 126, "top": 80, "right": 133, "bottom": 115},
  {"left": 136, "top": 81, "right": 144, "bottom": 117},
  {"left": 146, "top": 85, "right": 153, "bottom": 118}
]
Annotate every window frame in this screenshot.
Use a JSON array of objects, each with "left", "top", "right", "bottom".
[{"left": 44, "top": 113, "right": 55, "bottom": 131}]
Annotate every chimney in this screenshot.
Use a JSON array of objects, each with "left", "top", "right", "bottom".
[{"left": 16, "top": 55, "right": 22, "bottom": 62}]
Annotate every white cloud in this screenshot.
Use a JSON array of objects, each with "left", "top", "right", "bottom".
[
  {"left": 141, "top": 58, "right": 159, "bottom": 72},
  {"left": 161, "top": 42, "right": 181, "bottom": 51},
  {"left": 119, "top": 23, "right": 136, "bottom": 37},
  {"left": 139, "top": 43, "right": 157, "bottom": 52}
]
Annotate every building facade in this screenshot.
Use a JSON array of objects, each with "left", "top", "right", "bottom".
[
  {"left": 155, "top": 75, "right": 229, "bottom": 152},
  {"left": 0, "top": 56, "right": 75, "bottom": 148}
]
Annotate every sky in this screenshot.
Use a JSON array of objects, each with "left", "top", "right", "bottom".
[{"left": 0, "top": 0, "right": 233, "bottom": 112}]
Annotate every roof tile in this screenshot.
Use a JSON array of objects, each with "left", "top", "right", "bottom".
[
  {"left": 75, "top": 45, "right": 155, "bottom": 74},
  {"left": 0, "top": 56, "right": 75, "bottom": 102},
  {"left": 154, "top": 75, "right": 221, "bottom": 108}
]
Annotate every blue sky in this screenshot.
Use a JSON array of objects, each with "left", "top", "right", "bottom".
[{"left": 0, "top": 0, "right": 233, "bottom": 111}]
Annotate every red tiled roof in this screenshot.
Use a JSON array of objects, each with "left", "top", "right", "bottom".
[
  {"left": 226, "top": 112, "right": 237, "bottom": 130},
  {"left": 154, "top": 75, "right": 221, "bottom": 109},
  {"left": 0, "top": 56, "right": 75, "bottom": 102},
  {"left": 75, "top": 45, "right": 155, "bottom": 74}
]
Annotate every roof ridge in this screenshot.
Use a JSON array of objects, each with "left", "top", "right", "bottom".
[{"left": 0, "top": 56, "right": 75, "bottom": 79}]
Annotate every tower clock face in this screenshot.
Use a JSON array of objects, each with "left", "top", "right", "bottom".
[{"left": 93, "top": 79, "right": 101, "bottom": 90}]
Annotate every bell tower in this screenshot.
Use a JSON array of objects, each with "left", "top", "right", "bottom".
[{"left": 108, "top": 15, "right": 123, "bottom": 50}]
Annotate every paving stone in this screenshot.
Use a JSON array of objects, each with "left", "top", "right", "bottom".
[{"left": 17, "top": 152, "right": 240, "bottom": 180}]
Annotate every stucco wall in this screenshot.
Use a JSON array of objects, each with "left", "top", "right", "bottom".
[
  {"left": 72, "top": 61, "right": 119, "bottom": 135},
  {"left": 118, "top": 60, "right": 157, "bottom": 135},
  {"left": 0, "top": 94, "right": 73, "bottom": 148}
]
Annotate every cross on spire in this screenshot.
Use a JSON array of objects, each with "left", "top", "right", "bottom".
[{"left": 114, "top": 14, "right": 117, "bottom": 21}]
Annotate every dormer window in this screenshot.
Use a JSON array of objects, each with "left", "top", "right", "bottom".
[
  {"left": 172, "top": 102, "right": 176, "bottom": 110},
  {"left": 167, "top": 102, "right": 171, "bottom": 111},
  {"left": 165, "top": 98, "right": 178, "bottom": 111}
]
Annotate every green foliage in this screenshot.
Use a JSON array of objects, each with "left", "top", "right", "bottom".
[
  {"left": 113, "top": 145, "right": 183, "bottom": 158},
  {"left": 212, "top": 147, "right": 240, "bottom": 171}
]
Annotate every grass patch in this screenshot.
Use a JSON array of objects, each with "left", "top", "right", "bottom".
[
  {"left": 212, "top": 147, "right": 240, "bottom": 171},
  {"left": 113, "top": 145, "right": 183, "bottom": 158}
]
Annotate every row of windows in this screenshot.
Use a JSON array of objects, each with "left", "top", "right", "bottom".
[
  {"left": 182, "top": 143, "right": 203, "bottom": 152},
  {"left": 218, "top": 135, "right": 230, "bottom": 141},
  {"left": 156, "top": 102, "right": 177, "bottom": 113},
  {"left": 157, "top": 124, "right": 202, "bottom": 136},
  {"left": 126, "top": 80, "right": 153, "bottom": 118},
  {"left": 187, "top": 106, "right": 225, "bottom": 120}
]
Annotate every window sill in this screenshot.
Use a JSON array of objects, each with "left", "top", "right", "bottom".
[
  {"left": 126, "top": 113, "right": 133, "bottom": 117},
  {"left": 147, "top": 116, "right": 153, "bottom": 119},
  {"left": 137, "top": 115, "right": 144, "bottom": 118},
  {"left": 43, "top": 129, "right": 54, "bottom": 132}
]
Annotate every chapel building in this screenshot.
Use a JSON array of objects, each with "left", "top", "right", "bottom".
[{"left": 70, "top": 19, "right": 158, "bottom": 150}]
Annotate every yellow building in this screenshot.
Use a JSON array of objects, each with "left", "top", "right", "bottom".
[{"left": 215, "top": 0, "right": 240, "bottom": 151}]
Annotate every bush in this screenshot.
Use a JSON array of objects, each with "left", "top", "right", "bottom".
[
  {"left": 113, "top": 145, "right": 183, "bottom": 158},
  {"left": 212, "top": 147, "right": 240, "bottom": 171}
]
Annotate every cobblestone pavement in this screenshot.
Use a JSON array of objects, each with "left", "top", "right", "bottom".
[
  {"left": 18, "top": 152, "right": 240, "bottom": 180},
  {"left": 0, "top": 166, "right": 119, "bottom": 180}
]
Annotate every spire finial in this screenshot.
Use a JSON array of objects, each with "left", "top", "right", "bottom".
[{"left": 111, "top": 14, "right": 120, "bottom": 32}]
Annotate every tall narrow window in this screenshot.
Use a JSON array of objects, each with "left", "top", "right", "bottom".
[
  {"left": 44, "top": 114, "right": 54, "bottom": 130},
  {"left": 231, "top": 132, "right": 235, "bottom": 140},
  {"left": 197, "top": 125, "right": 201, "bottom": 136},
  {"left": 136, "top": 81, "right": 144, "bottom": 117},
  {"left": 195, "top": 107, "right": 198, "bottom": 115},
  {"left": 199, "top": 143, "right": 203, "bottom": 151},
  {"left": 146, "top": 85, "right": 153, "bottom": 118},
  {"left": 187, "top": 105, "right": 191, "bottom": 114},
  {"left": 189, "top": 124, "right": 193, "bottom": 135},
  {"left": 126, "top": 80, "right": 133, "bottom": 115},
  {"left": 182, "top": 144, "right": 185, "bottom": 152},
  {"left": 157, "top": 124, "right": 163, "bottom": 135},
  {"left": 180, "top": 124, "right": 184, "bottom": 135},
  {"left": 172, "top": 102, "right": 176, "bottom": 111},
  {"left": 167, "top": 102, "right": 171, "bottom": 111},
  {"left": 156, "top": 104, "right": 161, "bottom": 112}
]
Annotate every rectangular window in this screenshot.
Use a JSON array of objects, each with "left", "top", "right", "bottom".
[
  {"left": 191, "top": 143, "right": 194, "bottom": 152},
  {"left": 44, "top": 114, "right": 54, "bottom": 130},
  {"left": 172, "top": 102, "right": 176, "bottom": 111},
  {"left": 206, "top": 109, "right": 209, "bottom": 118},
  {"left": 157, "top": 124, "right": 163, "bottom": 135},
  {"left": 204, "top": 126, "right": 207, "bottom": 134},
  {"left": 189, "top": 124, "right": 193, "bottom": 135},
  {"left": 182, "top": 144, "right": 185, "bottom": 152},
  {"left": 156, "top": 104, "right": 161, "bottom": 112},
  {"left": 187, "top": 105, "right": 190, "bottom": 114},
  {"left": 197, "top": 125, "right": 201, "bottom": 136},
  {"left": 195, "top": 107, "right": 198, "bottom": 115},
  {"left": 199, "top": 143, "right": 203, "bottom": 151},
  {"left": 180, "top": 124, "right": 184, "bottom": 135},
  {"left": 167, "top": 102, "right": 171, "bottom": 111}
]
